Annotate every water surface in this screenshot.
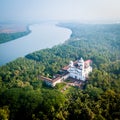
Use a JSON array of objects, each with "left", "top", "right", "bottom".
[{"left": 0, "top": 23, "right": 72, "bottom": 66}]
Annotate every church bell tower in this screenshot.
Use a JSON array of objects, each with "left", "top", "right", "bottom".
[{"left": 78, "top": 58, "right": 85, "bottom": 80}]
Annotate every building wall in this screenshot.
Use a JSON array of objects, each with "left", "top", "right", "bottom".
[
  {"left": 62, "top": 73, "right": 70, "bottom": 80},
  {"left": 84, "top": 66, "right": 92, "bottom": 77},
  {"left": 69, "top": 71, "right": 85, "bottom": 81},
  {"left": 68, "top": 66, "right": 86, "bottom": 81},
  {"left": 45, "top": 80, "right": 53, "bottom": 87},
  {"left": 52, "top": 79, "right": 62, "bottom": 87}
]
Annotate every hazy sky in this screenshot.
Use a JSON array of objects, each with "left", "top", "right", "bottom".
[{"left": 0, "top": 0, "right": 120, "bottom": 22}]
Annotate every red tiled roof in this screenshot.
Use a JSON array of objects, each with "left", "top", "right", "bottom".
[
  {"left": 40, "top": 75, "right": 62, "bottom": 83},
  {"left": 84, "top": 59, "right": 92, "bottom": 64},
  {"left": 53, "top": 77, "right": 61, "bottom": 82},
  {"left": 73, "top": 60, "right": 78, "bottom": 65},
  {"left": 62, "top": 60, "right": 78, "bottom": 70},
  {"left": 62, "top": 65, "right": 69, "bottom": 70},
  {"left": 40, "top": 76, "right": 52, "bottom": 82},
  {"left": 84, "top": 60, "right": 92, "bottom": 68}
]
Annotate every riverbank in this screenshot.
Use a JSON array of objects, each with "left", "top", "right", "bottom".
[
  {"left": 0, "top": 22, "right": 72, "bottom": 66},
  {"left": 0, "top": 24, "right": 31, "bottom": 44}
]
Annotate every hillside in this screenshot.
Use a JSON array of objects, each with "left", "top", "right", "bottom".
[{"left": 0, "top": 23, "right": 120, "bottom": 120}]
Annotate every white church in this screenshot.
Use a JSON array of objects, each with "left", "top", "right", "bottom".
[
  {"left": 40, "top": 57, "right": 92, "bottom": 87},
  {"left": 63, "top": 57, "right": 92, "bottom": 81}
]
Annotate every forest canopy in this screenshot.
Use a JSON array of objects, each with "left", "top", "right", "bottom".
[{"left": 0, "top": 23, "right": 120, "bottom": 120}]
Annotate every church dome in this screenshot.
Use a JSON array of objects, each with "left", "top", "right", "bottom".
[
  {"left": 69, "top": 61, "right": 73, "bottom": 67},
  {"left": 78, "top": 57, "right": 84, "bottom": 66},
  {"left": 79, "top": 57, "right": 84, "bottom": 63}
]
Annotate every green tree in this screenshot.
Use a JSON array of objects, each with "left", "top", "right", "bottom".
[{"left": 0, "top": 106, "right": 10, "bottom": 120}]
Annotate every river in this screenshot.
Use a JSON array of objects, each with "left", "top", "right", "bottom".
[{"left": 0, "top": 22, "right": 72, "bottom": 66}]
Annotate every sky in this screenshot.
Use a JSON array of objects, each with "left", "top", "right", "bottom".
[{"left": 0, "top": 0, "right": 120, "bottom": 22}]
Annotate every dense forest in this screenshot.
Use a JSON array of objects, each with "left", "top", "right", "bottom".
[
  {"left": 0, "top": 23, "right": 120, "bottom": 120},
  {"left": 0, "top": 26, "right": 31, "bottom": 44}
]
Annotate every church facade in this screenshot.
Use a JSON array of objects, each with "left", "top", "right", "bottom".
[{"left": 63, "top": 58, "right": 92, "bottom": 81}]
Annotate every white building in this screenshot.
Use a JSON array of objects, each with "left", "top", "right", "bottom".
[
  {"left": 63, "top": 58, "right": 92, "bottom": 81},
  {"left": 40, "top": 57, "right": 92, "bottom": 87}
]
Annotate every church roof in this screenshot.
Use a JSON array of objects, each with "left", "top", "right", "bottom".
[
  {"left": 62, "top": 65, "right": 70, "bottom": 71},
  {"left": 84, "top": 59, "right": 92, "bottom": 64},
  {"left": 39, "top": 76, "right": 53, "bottom": 82},
  {"left": 62, "top": 59, "right": 92, "bottom": 70}
]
